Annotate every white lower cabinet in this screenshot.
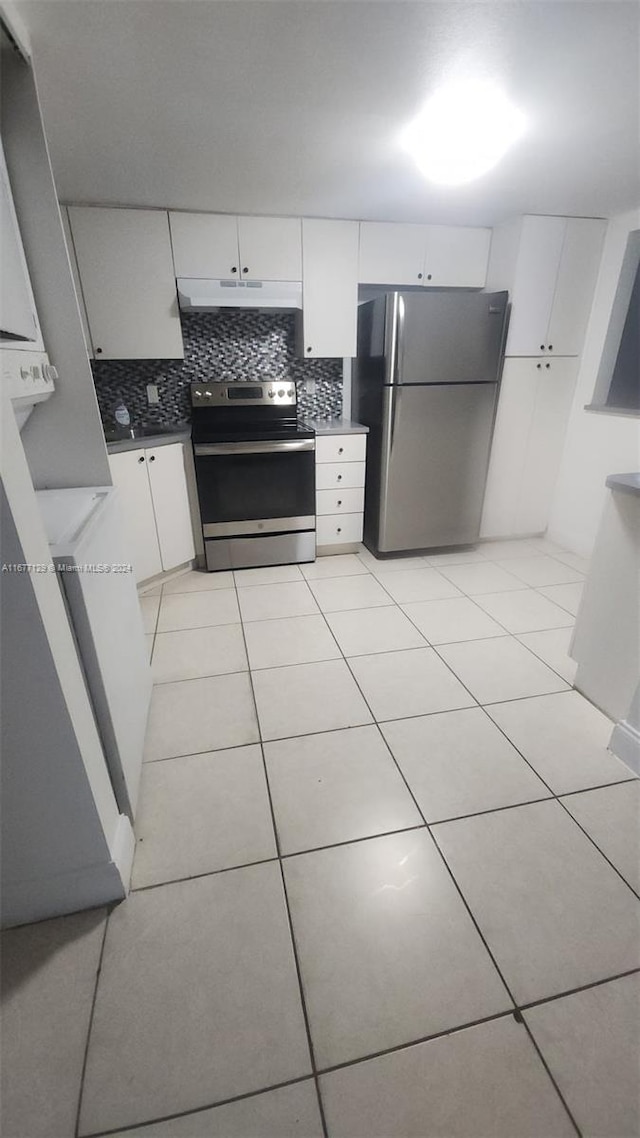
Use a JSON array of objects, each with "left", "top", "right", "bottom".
[
  {"left": 108, "top": 443, "right": 195, "bottom": 582},
  {"left": 481, "top": 357, "right": 578, "bottom": 538},
  {"left": 315, "top": 433, "right": 367, "bottom": 552}
]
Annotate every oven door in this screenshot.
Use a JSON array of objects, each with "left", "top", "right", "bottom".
[{"left": 193, "top": 438, "right": 316, "bottom": 570}]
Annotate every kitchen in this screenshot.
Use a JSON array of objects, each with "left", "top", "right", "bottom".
[{"left": 1, "top": 2, "right": 639, "bottom": 1136}]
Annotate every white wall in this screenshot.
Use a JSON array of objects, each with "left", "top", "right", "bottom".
[{"left": 548, "top": 208, "right": 640, "bottom": 556}]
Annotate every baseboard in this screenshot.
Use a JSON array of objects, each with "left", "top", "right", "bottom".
[
  {"left": 1, "top": 845, "right": 130, "bottom": 929},
  {"left": 609, "top": 720, "right": 640, "bottom": 776}
]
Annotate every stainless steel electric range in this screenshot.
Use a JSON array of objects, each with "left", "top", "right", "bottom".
[{"left": 190, "top": 380, "right": 316, "bottom": 572}]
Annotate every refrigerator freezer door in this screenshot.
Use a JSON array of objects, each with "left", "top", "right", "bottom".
[
  {"left": 392, "top": 291, "right": 508, "bottom": 384},
  {"left": 375, "top": 383, "right": 498, "bottom": 551}
]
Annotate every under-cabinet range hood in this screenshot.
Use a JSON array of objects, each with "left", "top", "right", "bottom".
[{"left": 177, "top": 277, "right": 302, "bottom": 313}]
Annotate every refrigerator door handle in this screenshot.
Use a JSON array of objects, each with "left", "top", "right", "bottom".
[{"left": 385, "top": 292, "right": 401, "bottom": 385}]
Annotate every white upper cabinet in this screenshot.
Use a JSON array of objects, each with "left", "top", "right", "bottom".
[
  {"left": 236, "top": 216, "right": 302, "bottom": 280},
  {"left": 170, "top": 212, "right": 239, "bottom": 278},
  {"left": 545, "top": 218, "right": 607, "bottom": 356},
  {"left": 299, "top": 218, "right": 359, "bottom": 358},
  {"left": 423, "top": 225, "right": 490, "bottom": 287},
  {"left": 499, "top": 215, "right": 606, "bottom": 357},
  {"left": 358, "top": 222, "right": 426, "bottom": 285},
  {"left": 358, "top": 221, "right": 490, "bottom": 287},
  {"left": 170, "top": 212, "right": 302, "bottom": 281},
  {"left": 68, "top": 207, "right": 184, "bottom": 360}
]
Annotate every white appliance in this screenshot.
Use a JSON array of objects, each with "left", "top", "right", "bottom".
[
  {"left": 3, "top": 347, "right": 57, "bottom": 430},
  {"left": 177, "top": 277, "right": 302, "bottom": 312},
  {"left": 36, "top": 487, "right": 152, "bottom": 819},
  {"left": 1, "top": 138, "right": 57, "bottom": 428}
]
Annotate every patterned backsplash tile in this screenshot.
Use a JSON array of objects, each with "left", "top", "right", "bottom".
[{"left": 92, "top": 311, "right": 343, "bottom": 427}]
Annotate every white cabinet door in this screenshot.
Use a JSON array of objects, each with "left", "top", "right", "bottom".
[
  {"left": 300, "top": 219, "right": 359, "bottom": 358},
  {"left": 480, "top": 359, "right": 539, "bottom": 538},
  {"left": 358, "top": 221, "right": 426, "bottom": 285},
  {"left": 146, "top": 444, "right": 195, "bottom": 571},
  {"left": 169, "top": 211, "right": 239, "bottom": 278},
  {"left": 237, "top": 216, "right": 302, "bottom": 280},
  {"left": 546, "top": 218, "right": 606, "bottom": 356},
  {"left": 517, "top": 357, "right": 578, "bottom": 532},
  {"left": 108, "top": 450, "right": 163, "bottom": 582},
  {"left": 423, "top": 226, "right": 491, "bottom": 287},
  {"left": 69, "top": 208, "right": 184, "bottom": 360},
  {"left": 481, "top": 357, "right": 578, "bottom": 538},
  {"left": 505, "top": 216, "right": 566, "bottom": 357}
]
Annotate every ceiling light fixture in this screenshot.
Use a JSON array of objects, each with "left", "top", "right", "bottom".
[{"left": 401, "top": 79, "right": 527, "bottom": 186}]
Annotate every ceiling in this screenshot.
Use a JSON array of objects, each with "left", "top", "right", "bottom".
[{"left": 15, "top": 0, "right": 640, "bottom": 225}]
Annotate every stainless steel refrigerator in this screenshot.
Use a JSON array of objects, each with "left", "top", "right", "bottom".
[{"left": 352, "top": 290, "right": 509, "bottom": 554}]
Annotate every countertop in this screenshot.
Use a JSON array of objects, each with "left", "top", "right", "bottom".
[
  {"left": 302, "top": 418, "right": 369, "bottom": 435},
  {"left": 104, "top": 417, "right": 369, "bottom": 452},
  {"left": 105, "top": 427, "right": 191, "bottom": 454},
  {"left": 605, "top": 472, "right": 640, "bottom": 497}
]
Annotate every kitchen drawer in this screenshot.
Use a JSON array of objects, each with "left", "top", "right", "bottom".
[
  {"left": 316, "top": 434, "right": 367, "bottom": 464},
  {"left": 316, "top": 462, "right": 366, "bottom": 490},
  {"left": 316, "top": 513, "right": 363, "bottom": 546},
  {"left": 316, "top": 487, "right": 364, "bottom": 516}
]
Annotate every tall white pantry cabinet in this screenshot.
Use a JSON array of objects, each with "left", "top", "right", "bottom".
[{"left": 481, "top": 215, "right": 606, "bottom": 539}]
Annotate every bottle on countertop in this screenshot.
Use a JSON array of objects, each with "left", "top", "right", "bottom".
[{"left": 114, "top": 397, "right": 131, "bottom": 429}]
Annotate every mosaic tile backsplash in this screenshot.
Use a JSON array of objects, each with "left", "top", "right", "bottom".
[{"left": 92, "top": 311, "right": 343, "bottom": 427}]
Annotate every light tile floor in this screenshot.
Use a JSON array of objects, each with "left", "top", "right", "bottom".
[{"left": 2, "top": 539, "right": 639, "bottom": 1138}]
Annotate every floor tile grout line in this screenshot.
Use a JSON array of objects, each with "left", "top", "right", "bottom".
[
  {"left": 130, "top": 856, "right": 281, "bottom": 894},
  {"left": 81, "top": 1073, "right": 317, "bottom": 1138},
  {"left": 232, "top": 575, "right": 330, "bottom": 1138},
  {"left": 80, "top": 962, "right": 640, "bottom": 1138},
  {"left": 552, "top": 794, "right": 640, "bottom": 902},
  {"left": 312, "top": 586, "right": 583, "bottom": 1135},
  {"left": 310, "top": 602, "right": 531, "bottom": 1018},
  {"left": 400, "top": 592, "right": 577, "bottom": 692},
  {"left": 425, "top": 826, "right": 583, "bottom": 1138},
  {"left": 73, "top": 909, "right": 111, "bottom": 1138},
  {"left": 136, "top": 553, "right": 618, "bottom": 1136}
]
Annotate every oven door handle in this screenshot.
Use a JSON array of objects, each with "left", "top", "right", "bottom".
[{"left": 194, "top": 440, "right": 315, "bottom": 456}]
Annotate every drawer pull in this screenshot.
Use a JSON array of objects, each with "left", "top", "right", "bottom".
[
  {"left": 337, "top": 474, "right": 342, "bottom": 481},
  {"left": 337, "top": 499, "right": 342, "bottom": 506},
  {"left": 337, "top": 527, "right": 342, "bottom": 534},
  {"left": 338, "top": 446, "right": 344, "bottom": 454}
]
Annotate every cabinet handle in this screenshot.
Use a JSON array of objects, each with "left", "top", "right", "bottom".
[
  {"left": 337, "top": 527, "right": 342, "bottom": 534},
  {"left": 540, "top": 344, "right": 545, "bottom": 351},
  {"left": 149, "top": 454, "right": 156, "bottom": 461},
  {"left": 545, "top": 363, "right": 551, "bottom": 369},
  {"left": 96, "top": 347, "right": 103, "bottom": 354},
  {"left": 337, "top": 499, "right": 342, "bottom": 506},
  {"left": 426, "top": 273, "right": 432, "bottom": 281},
  {"left": 337, "top": 474, "right": 342, "bottom": 481},
  {"left": 548, "top": 344, "right": 553, "bottom": 351},
  {"left": 242, "top": 266, "right": 249, "bottom": 274},
  {"left": 338, "top": 446, "right": 344, "bottom": 454},
  {"left": 418, "top": 272, "right": 423, "bottom": 280},
  {"left": 306, "top": 346, "right": 312, "bottom": 353},
  {"left": 231, "top": 266, "right": 237, "bottom": 274},
  {"left": 536, "top": 363, "right": 541, "bottom": 369},
  {"left": 138, "top": 456, "right": 145, "bottom": 463}
]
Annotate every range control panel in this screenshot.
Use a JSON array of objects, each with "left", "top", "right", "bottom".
[
  {"left": 190, "top": 380, "right": 297, "bottom": 408},
  {"left": 3, "top": 348, "right": 57, "bottom": 409}
]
